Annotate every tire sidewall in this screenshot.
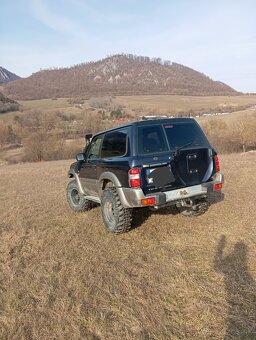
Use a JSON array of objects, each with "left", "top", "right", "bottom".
[
  {"left": 101, "top": 190, "right": 119, "bottom": 232},
  {"left": 67, "top": 180, "right": 87, "bottom": 212}
]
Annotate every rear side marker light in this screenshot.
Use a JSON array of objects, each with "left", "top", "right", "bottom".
[
  {"left": 214, "top": 183, "right": 222, "bottom": 191},
  {"left": 141, "top": 197, "right": 156, "bottom": 206},
  {"left": 214, "top": 155, "right": 220, "bottom": 172}
]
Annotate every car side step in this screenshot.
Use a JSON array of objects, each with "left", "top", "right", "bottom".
[{"left": 84, "top": 195, "right": 101, "bottom": 204}]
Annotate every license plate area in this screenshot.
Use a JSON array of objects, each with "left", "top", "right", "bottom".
[{"left": 165, "top": 184, "right": 207, "bottom": 202}]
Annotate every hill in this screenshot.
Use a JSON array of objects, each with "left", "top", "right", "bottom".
[
  {"left": 0, "top": 66, "right": 20, "bottom": 84},
  {"left": 0, "top": 153, "right": 255, "bottom": 338},
  {"left": 4, "top": 54, "right": 238, "bottom": 99}
]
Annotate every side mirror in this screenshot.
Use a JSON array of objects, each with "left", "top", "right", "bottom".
[{"left": 76, "top": 153, "right": 85, "bottom": 161}]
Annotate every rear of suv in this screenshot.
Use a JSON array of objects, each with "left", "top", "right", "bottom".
[{"left": 67, "top": 118, "right": 224, "bottom": 233}]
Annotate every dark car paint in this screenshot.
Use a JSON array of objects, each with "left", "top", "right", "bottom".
[{"left": 68, "top": 118, "right": 217, "bottom": 196}]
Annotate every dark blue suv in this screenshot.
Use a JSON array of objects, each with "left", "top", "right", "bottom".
[{"left": 67, "top": 118, "right": 224, "bottom": 233}]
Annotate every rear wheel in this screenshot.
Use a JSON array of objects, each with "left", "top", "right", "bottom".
[
  {"left": 101, "top": 187, "right": 132, "bottom": 233},
  {"left": 178, "top": 199, "right": 209, "bottom": 217},
  {"left": 67, "top": 180, "right": 91, "bottom": 212}
]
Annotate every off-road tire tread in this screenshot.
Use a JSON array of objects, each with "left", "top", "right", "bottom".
[
  {"left": 180, "top": 200, "right": 209, "bottom": 217},
  {"left": 67, "top": 180, "right": 91, "bottom": 212},
  {"left": 101, "top": 187, "right": 132, "bottom": 234}
]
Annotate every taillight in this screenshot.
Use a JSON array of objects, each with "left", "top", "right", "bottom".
[
  {"left": 214, "top": 155, "right": 220, "bottom": 172},
  {"left": 129, "top": 167, "right": 141, "bottom": 187},
  {"left": 129, "top": 168, "right": 140, "bottom": 175}
]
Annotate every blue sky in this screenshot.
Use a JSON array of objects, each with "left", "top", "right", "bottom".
[{"left": 1, "top": 0, "right": 256, "bottom": 92}]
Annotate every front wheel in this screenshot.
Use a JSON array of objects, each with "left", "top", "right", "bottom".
[
  {"left": 67, "top": 180, "right": 91, "bottom": 212},
  {"left": 101, "top": 187, "right": 132, "bottom": 233}
]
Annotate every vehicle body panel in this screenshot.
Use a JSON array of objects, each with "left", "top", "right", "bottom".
[{"left": 68, "top": 118, "right": 224, "bottom": 208}]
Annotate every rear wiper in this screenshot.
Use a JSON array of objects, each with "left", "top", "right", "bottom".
[{"left": 173, "top": 141, "right": 193, "bottom": 157}]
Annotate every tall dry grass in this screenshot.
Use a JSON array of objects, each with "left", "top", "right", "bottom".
[{"left": 200, "top": 113, "right": 256, "bottom": 153}]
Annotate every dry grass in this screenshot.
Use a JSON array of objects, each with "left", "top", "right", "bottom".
[
  {"left": 0, "top": 154, "right": 256, "bottom": 339},
  {"left": 2, "top": 94, "right": 256, "bottom": 123},
  {"left": 0, "top": 98, "right": 82, "bottom": 123},
  {"left": 0, "top": 147, "right": 24, "bottom": 165},
  {"left": 116, "top": 94, "right": 256, "bottom": 114},
  {"left": 19, "top": 98, "right": 73, "bottom": 111}
]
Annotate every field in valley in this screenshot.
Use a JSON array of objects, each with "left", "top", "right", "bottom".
[
  {"left": 1, "top": 94, "right": 256, "bottom": 165},
  {"left": 1, "top": 153, "right": 256, "bottom": 339},
  {"left": 116, "top": 94, "right": 256, "bottom": 114},
  {"left": 2, "top": 94, "right": 256, "bottom": 123}
]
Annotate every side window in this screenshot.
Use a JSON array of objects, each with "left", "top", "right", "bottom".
[
  {"left": 101, "top": 130, "right": 127, "bottom": 158},
  {"left": 86, "top": 135, "right": 102, "bottom": 160},
  {"left": 138, "top": 125, "right": 168, "bottom": 154}
]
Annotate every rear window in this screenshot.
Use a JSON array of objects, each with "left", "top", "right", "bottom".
[
  {"left": 138, "top": 125, "right": 168, "bottom": 154},
  {"left": 164, "top": 122, "right": 209, "bottom": 149},
  {"left": 101, "top": 129, "right": 127, "bottom": 158}
]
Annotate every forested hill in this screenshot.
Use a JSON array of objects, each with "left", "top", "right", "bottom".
[{"left": 4, "top": 54, "right": 238, "bottom": 99}]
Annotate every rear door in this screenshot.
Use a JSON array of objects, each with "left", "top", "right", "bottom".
[
  {"left": 163, "top": 122, "right": 213, "bottom": 186},
  {"left": 137, "top": 122, "right": 213, "bottom": 194}
]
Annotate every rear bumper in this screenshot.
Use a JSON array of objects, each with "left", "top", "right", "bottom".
[{"left": 117, "top": 172, "right": 224, "bottom": 208}]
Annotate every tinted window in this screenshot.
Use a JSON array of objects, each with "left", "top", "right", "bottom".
[
  {"left": 138, "top": 125, "right": 168, "bottom": 154},
  {"left": 164, "top": 122, "right": 209, "bottom": 148},
  {"left": 101, "top": 130, "right": 127, "bottom": 158},
  {"left": 86, "top": 135, "right": 102, "bottom": 159}
]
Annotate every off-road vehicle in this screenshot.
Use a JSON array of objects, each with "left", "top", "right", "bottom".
[{"left": 67, "top": 118, "right": 224, "bottom": 233}]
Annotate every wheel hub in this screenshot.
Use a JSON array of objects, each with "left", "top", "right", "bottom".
[
  {"left": 104, "top": 200, "right": 115, "bottom": 224},
  {"left": 71, "top": 189, "right": 80, "bottom": 205}
]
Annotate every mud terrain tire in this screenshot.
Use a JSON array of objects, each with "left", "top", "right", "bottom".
[
  {"left": 67, "top": 180, "right": 91, "bottom": 212},
  {"left": 101, "top": 187, "right": 132, "bottom": 233}
]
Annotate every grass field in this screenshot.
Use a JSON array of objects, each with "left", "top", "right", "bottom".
[
  {"left": 0, "top": 98, "right": 80, "bottom": 122},
  {"left": 116, "top": 94, "right": 256, "bottom": 114},
  {"left": 2, "top": 94, "right": 256, "bottom": 123},
  {"left": 19, "top": 98, "right": 73, "bottom": 111},
  {"left": 1, "top": 153, "right": 256, "bottom": 339}
]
